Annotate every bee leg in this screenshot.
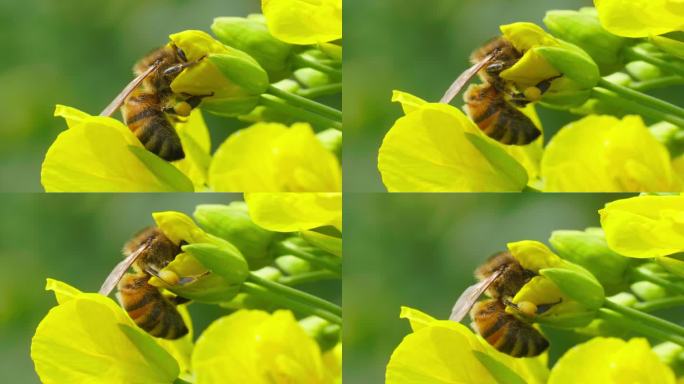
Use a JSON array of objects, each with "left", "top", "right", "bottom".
[
  {"left": 169, "top": 295, "right": 191, "bottom": 305},
  {"left": 176, "top": 271, "right": 211, "bottom": 285},
  {"left": 534, "top": 74, "right": 563, "bottom": 94},
  {"left": 536, "top": 298, "right": 562, "bottom": 314},
  {"left": 162, "top": 56, "right": 207, "bottom": 76}
]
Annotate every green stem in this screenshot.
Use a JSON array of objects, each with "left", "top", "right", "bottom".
[
  {"left": 632, "top": 268, "right": 684, "bottom": 296},
  {"left": 247, "top": 273, "right": 342, "bottom": 316},
  {"left": 277, "top": 240, "right": 342, "bottom": 275},
  {"left": 259, "top": 94, "right": 342, "bottom": 130},
  {"left": 297, "top": 83, "right": 342, "bottom": 98},
  {"left": 634, "top": 296, "right": 684, "bottom": 312},
  {"left": 591, "top": 88, "right": 684, "bottom": 127},
  {"left": 626, "top": 47, "right": 684, "bottom": 78},
  {"left": 242, "top": 282, "right": 342, "bottom": 325},
  {"left": 596, "top": 78, "right": 684, "bottom": 121},
  {"left": 266, "top": 85, "right": 342, "bottom": 121},
  {"left": 630, "top": 76, "right": 684, "bottom": 92},
  {"left": 599, "top": 308, "right": 684, "bottom": 347},
  {"left": 604, "top": 299, "right": 684, "bottom": 338},
  {"left": 279, "top": 271, "right": 339, "bottom": 286},
  {"left": 293, "top": 55, "right": 342, "bottom": 80}
]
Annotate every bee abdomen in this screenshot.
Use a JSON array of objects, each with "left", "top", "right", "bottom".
[
  {"left": 130, "top": 114, "right": 184, "bottom": 162},
  {"left": 118, "top": 274, "right": 188, "bottom": 340}
]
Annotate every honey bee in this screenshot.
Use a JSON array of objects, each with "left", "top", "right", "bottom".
[
  {"left": 450, "top": 251, "right": 558, "bottom": 357},
  {"left": 100, "top": 44, "right": 211, "bottom": 161},
  {"left": 440, "top": 37, "right": 561, "bottom": 145},
  {"left": 99, "top": 227, "right": 192, "bottom": 339}
]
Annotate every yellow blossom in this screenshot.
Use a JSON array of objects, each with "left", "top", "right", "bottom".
[
  {"left": 378, "top": 91, "right": 531, "bottom": 192},
  {"left": 385, "top": 307, "right": 548, "bottom": 384},
  {"left": 261, "top": 0, "right": 342, "bottom": 45},
  {"left": 599, "top": 195, "right": 684, "bottom": 258},
  {"left": 192, "top": 309, "right": 337, "bottom": 383},
  {"left": 31, "top": 279, "right": 182, "bottom": 384},
  {"left": 209, "top": 122, "right": 341, "bottom": 192},
  {"left": 548, "top": 337, "right": 675, "bottom": 383},
  {"left": 541, "top": 115, "right": 681, "bottom": 192},
  {"left": 593, "top": 0, "right": 684, "bottom": 38},
  {"left": 245, "top": 192, "right": 342, "bottom": 232},
  {"left": 42, "top": 105, "right": 195, "bottom": 192}
]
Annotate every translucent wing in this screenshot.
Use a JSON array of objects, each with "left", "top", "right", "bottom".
[
  {"left": 449, "top": 268, "right": 503, "bottom": 322},
  {"left": 439, "top": 53, "right": 495, "bottom": 104},
  {"left": 98, "top": 241, "right": 150, "bottom": 296},
  {"left": 99, "top": 62, "right": 161, "bottom": 117}
]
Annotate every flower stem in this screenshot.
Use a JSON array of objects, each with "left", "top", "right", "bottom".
[
  {"left": 598, "top": 308, "right": 684, "bottom": 347},
  {"left": 279, "top": 270, "right": 339, "bottom": 286},
  {"left": 590, "top": 87, "right": 684, "bottom": 127},
  {"left": 242, "top": 282, "right": 342, "bottom": 325},
  {"left": 632, "top": 267, "right": 684, "bottom": 296},
  {"left": 604, "top": 299, "right": 684, "bottom": 339},
  {"left": 259, "top": 94, "right": 343, "bottom": 130},
  {"left": 596, "top": 78, "right": 684, "bottom": 122},
  {"left": 247, "top": 272, "right": 342, "bottom": 316},
  {"left": 297, "top": 83, "right": 342, "bottom": 99},
  {"left": 625, "top": 46, "right": 684, "bottom": 78},
  {"left": 634, "top": 296, "right": 684, "bottom": 312},
  {"left": 266, "top": 85, "right": 342, "bottom": 122},
  {"left": 276, "top": 239, "right": 342, "bottom": 276},
  {"left": 630, "top": 76, "right": 684, "bottom": 92},
  {"left": 293, "top": 55, "right": 342, "bottom": 80}
]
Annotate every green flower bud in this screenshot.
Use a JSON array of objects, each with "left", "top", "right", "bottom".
[
  {"left": 275, "top": 255, "right": 311, "bottom": 275},
  {"left": 630, "top": 281, "right": 667, "bottom": 301},
  {"left": 294, "top": 68, "right": 330, "bottom": 88},
  {"left": 657, "top": 255, "right": 684, "bottom": 278},
  {"left": 650, "top": 35, "right": 684, "bottom": 60},
  {"left": 549, "top": 228, "right": 632, "bottom": 294},
  {"left": 652, "top": 342, "right": 684, "bottom": 368},
  {"left": 540, "top": 267, "right": 605, "bottom": 309},
  {"left": 316, "top": 129, "right": 342, "bottom": 161},
  {"left": 544, "top": 8, "right": 628, "bottom": 75},
  {"left": 194, "top": 202, "right": 280, "bottom": 269},
  {"left": 299, "top": 316, "right": 340, "bottom": 352},
  {"left": 625, "top": 61, "right": 662, "bottom": 81},
  {"left": 169, "top": 30, "right": 269, "bottom": 117},
  {"left": 217, "top": 266, "right": 281, "bottom": 311},
  {"left": 211, "top": 16, "right": 296, "bottom": 82}
]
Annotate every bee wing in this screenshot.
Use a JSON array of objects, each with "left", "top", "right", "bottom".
[
  {"left": 449, "top": 268, "right": 503, "bottom": 322},
  {"left": 99, "top": 62, "right": 161, "bottom": 117},
  {"left": 439, "top": 53, "right": 495, "bottom": 104},
  {"left": 98, "top": 242, "right": 150, "bottom": 296}
]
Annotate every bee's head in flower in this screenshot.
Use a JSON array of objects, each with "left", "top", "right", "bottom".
[{"left": 506, "top": 241, "right": 605, "bottom": 328}]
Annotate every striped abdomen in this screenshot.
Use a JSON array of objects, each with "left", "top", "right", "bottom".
[
  {"left": 117, "top": 272, "right": 188, "bottom": 340},
  {"left": 122, "top": 90, "right": 184, "bottom": 161},
  {"left": 464, "top": 83, "right": 541, "bottom": 145},
  {"left": 471, "top": 299, "right": 548, "bottom": 357}
]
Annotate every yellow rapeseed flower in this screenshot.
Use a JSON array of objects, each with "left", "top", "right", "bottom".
[
  {"left": 378, "top": 91, "right": 531, "bottom": 192},
  {"left": 599, "top": 195, "right": 684, "bottom": 258},
  {"left": 261, "top": 0, "right": 342, "bottom": 45},
  {"left": 209, "top": 122, "right": 342, "bottom": 192},
  {"left": 593, "top": 0, "right": 684, "bottom": 38},
  {"left": 42, "top": 105, "right": 196, "bottom": 192},
  {"left": 245, "top": 192, "right": 342, "bottom": 232},
  {"left": 385, "top": 307, "right": 548, "bottom": 384},
  {"left": 541, "top": 115, "right": 681, "bottom": 192},
  {"left": 31, "top": 279, "right": 182, "bottom": 384},
  {"left": 192, "top": 309, "right": 337, "bottom": 383},
  {"left": 548, "top": 337, "right": 675, "bottom": 383}
]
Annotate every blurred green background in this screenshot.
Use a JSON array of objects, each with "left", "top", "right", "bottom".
[
  {"left": 0, "top": 194, "right": 340, "bottom": 383},
  {"left": 344, "top": 193, "right": 634, "bottom": 382},
  {"left": 0, "top": 0, "right": 261, "bottom": 192},
  {"left": 344, "top": 0, "right": 682, "bottom": 191}
]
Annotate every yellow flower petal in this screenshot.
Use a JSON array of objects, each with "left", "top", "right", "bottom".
[
  {"left": 32, "top": 280, "right": 179, "bottom": 384},
  {"left": 542, "top": 115, "right": 680, "bottom": 191},
  {"left": 209, "top": 123, "right": 341, "bottom": 192},
  {"left": 174, "top": 109, "right": 212, "bottom": 190},
  {"left": 262, "top": 0, "right": 342, "bottom": 45},
  {"left": 594, "top": 0, "right": 684, "bottom": 38},
  {"left": 548, "top": 337, "right": 675, "bottom": 384},
  {"left": 245, "top": 192, "right": 342, "bottom": 232},
  {"left": 43, "top": 105, "right": 194, "bottom": 192},
  {"left": 391, "top": 90, "right": 428, "bottom": 114},
  {"left": 599, "top": 195, "right": 684, "bottom": 258},
  {"left": 378, "top": 100, "right": 528, "bottom": 192},
  {"left": 193, "top": 309, "right": 334, "bottom": 384},
  {"left": 387, "top": 307, "right": 548, "bottom": 384}
]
